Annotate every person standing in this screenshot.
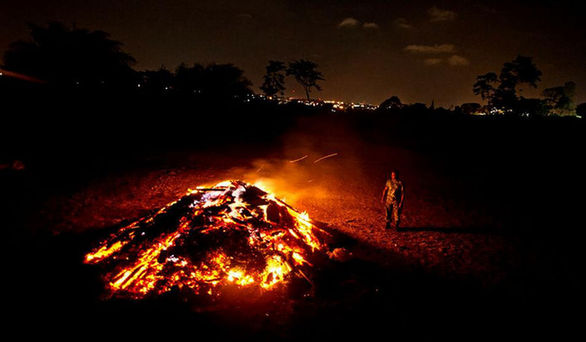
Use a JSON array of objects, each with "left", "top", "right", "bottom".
[{"left": 381, "top": 170, "right": 405, "bottom": 229}]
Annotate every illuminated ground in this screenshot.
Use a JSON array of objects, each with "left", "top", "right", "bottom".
[
  {"left": 36, "top": 147, "right": 513, "bottom": 285},
  {"left": 5, "top": 118, "right": 583, "bottom": 339}
]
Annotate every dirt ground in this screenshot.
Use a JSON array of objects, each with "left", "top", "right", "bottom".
[
  {"left": 4, "top": 117, "right": 583, "bottom": 339},
  {"left": 23, "top": 141, "right": 546, "bottom": 290}
]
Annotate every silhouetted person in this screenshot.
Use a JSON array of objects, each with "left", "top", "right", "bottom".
[{"left": 381, "top": 171, "right": 404, "bottom": 229}]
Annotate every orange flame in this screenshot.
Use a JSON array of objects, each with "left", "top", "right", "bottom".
[{"left": 84, "top": 180, "right": 326, "bottom": 298}]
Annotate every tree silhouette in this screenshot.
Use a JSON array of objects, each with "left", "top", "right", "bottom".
[
  {"left": 260, "top": 60, "right": 286, "bottom": 98},
  {"left": 473, "top": 72, "right": 497, "bottom": 102},
  {"left": 495, "top": 55, "right": 542, "bottom": 109},
  {"left": 473, "top": 56, "right": 542, "bottom": 113},
  {"left": 543, "top": 81, "right": 576, "bottom": 116},
  {"left": 139, "top": 66, "right": 174, "bottom": 95},
  {"left": 379, "top": 96, "right": 404, "bottom": 110},
  {"left": 576, "top": 103, "right": 586, "bottom": 118},
  {"left": 3, "top": 22, "right": 136, "bottom": 89},
  {"left": 141, "top": 63, "right": 252, "bottom": 100},
  {"left": 174, "top": 63, "right": 205, "bottom": 97},
  {"left": 286, "top": 59, "right": 324, "bottom": 100},
  {"left": 517, "top": 98, "right": 549, "bottom": 117},
  {"left": 200, "top": 63, "right": 252, "bottom": 100}
]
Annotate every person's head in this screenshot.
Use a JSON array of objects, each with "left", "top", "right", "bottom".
[{"left": 390, "top": 170, "right": 397, "bottom": 180}]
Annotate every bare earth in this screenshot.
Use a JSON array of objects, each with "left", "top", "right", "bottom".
[
  {"left": 7, "top": 120, "right": 581, "bottom": 339},
  {"left": 32, "top": 144, "right": 520, "bottom": 289}
]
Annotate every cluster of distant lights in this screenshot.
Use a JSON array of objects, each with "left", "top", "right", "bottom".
[
  {"left": 252, "top": 94, "right": 378, "bottom": 111},
  {"left": 484, "top": 107, "right": 514, "bottom": 116},
  {"left": 7, "top": 76, "right": 574, "bottom": 118},
  {"left": 0, "top": 74, "right": 372, "bottom": 111}
]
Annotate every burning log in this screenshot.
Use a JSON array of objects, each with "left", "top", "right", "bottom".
[{"left": 84, "top": 180, "right": 328, "bottom": 299}]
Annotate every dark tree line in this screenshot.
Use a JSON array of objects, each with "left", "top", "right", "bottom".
[
  {"left": 542, "top": 81, "right": 576, "bottom": 116},
  {"left": 1, "top": 23, "right": 582, "bottom": 116},
  {"left": 473, "top": 55, "right": 542, "bottom": 114},
  {"left": 473, "top": 55, "right": 580, "bottom": 116},
  {"left": 3, "top": 22, "right": 136, "bottom": 90},
  {"left": 0, "top": 23, "right": 252, "bottom": 101},
  {"left": 139, "top": 63, "right": 252, "bottom": 101},
  {"left": 1, "top": 22, "right": 326, "bottom": 102}
]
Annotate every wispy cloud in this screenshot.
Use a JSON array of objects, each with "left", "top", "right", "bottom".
[
  {"left": 362, "top": 22, "right": 379, "bottom": 29},
  {"left": 338, "top": 18, "right": 380, "bottom": 31},
  {"left": 393, "top": 18, "right": 413, "bottom": 29},
  {"left": 421, "top": 55, "right": 470, "bottom": 67},
  {"left": 428, "top": 6, "right": 457, "bottom": 22},
  {"left": 448, "top": 55, "right": 469, "bottom": 66},
  {"left": 424, "top": 58, "right": 443, "bottom": 66},
  {"left": 404, "top": 44, "right": 455, "bottom": 54},
  {"left": 338, "top": 17, "right": 360, "bottom": 28}
]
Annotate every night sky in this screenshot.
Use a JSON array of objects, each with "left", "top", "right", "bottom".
[{"left": 2, "top": 0, "right": 585, "bottom": 106}]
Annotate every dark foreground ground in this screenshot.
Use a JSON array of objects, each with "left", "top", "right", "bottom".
[{"left": 2, "top": 103, "right": 584, "bottom": 340}]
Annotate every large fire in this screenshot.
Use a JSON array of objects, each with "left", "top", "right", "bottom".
[{"left": 84, "top": 180, "right": 328, "bottom": 298}]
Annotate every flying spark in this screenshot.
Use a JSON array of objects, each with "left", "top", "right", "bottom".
[
  {"left": 313, "top": 153, "right": 338, "bottom": 164},
  {"left": 289, "top": 155, "right": 308, "bottom": 163}
]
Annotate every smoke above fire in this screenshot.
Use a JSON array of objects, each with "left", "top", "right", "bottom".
[{"left": 227, "top": 117, "right": 372, "bottom": 215}]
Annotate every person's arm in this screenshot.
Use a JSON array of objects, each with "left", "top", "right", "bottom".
[{"left": 381, "top": 185, "right": 388, "bottom": 202}]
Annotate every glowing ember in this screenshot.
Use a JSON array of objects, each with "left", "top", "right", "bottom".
[{"left": 84, "top": 180, "right": 327, "bottom": 298}]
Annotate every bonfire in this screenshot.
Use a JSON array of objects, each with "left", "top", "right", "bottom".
[{"left": 84, "top": 180, "right": 328, "bottom": 298}]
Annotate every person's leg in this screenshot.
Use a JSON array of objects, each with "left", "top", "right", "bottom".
[
  {"left": 385, "top": 205, "right": 392, "bottom": 229},
  {"left": 392, "top": 202, "right": 400, "bottom": 228}
]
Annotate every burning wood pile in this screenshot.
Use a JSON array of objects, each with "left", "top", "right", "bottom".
[{"left": 84, "top": 180, "right": 329, "bottom": 299}]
